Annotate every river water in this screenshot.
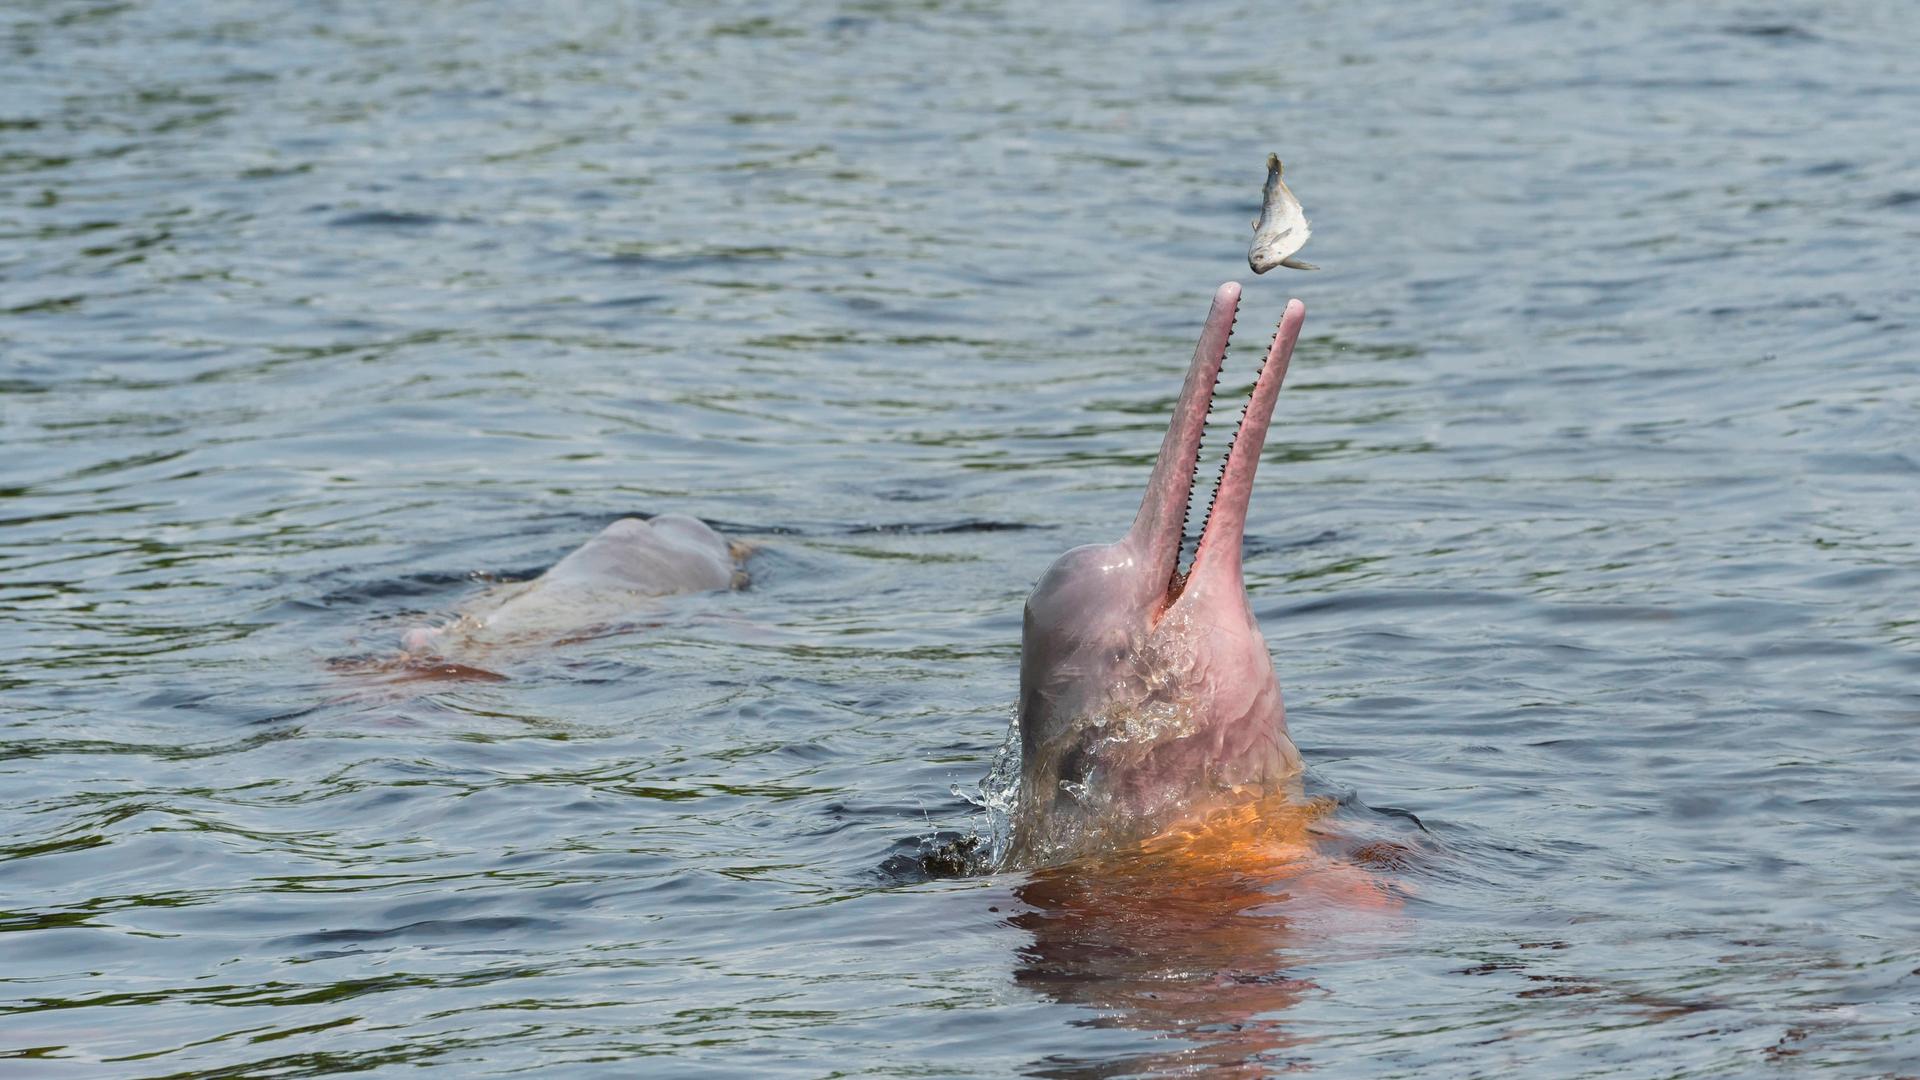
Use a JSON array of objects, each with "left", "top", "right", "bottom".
[{"left": 4, "top": 1, "right": 1918, "bottom": 1076}]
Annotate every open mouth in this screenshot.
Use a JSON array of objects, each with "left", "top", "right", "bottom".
[{"left": 1131, "top": 284, "right": 1306, "bottom": 613}]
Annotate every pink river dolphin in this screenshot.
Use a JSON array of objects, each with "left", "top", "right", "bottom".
[
  {"left": 380, "top": 514, "right": 746, "bottom": 679},
  {"left": 1006, "top": 283, "right": 1309, "bottom": 866}
]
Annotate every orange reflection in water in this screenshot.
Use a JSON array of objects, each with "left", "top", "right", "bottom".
[{"left": 1012, "top": 795, "right": 1405, "bottom": 1077}]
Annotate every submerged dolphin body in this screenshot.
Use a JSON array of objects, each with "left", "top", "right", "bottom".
[
  {"left": 400, "top": 514, "right": 745, "bottom": 661},
  {"left": 1007, "top": 284, "right": 1307, "bottom": 866}
]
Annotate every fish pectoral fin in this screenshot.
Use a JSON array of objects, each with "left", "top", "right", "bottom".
[{"left": 1278, "top": 257, "right": 1319, "bottom": 271}]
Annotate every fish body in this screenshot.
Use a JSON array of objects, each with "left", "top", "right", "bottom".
[{"left": 1248, "top": 153, "right": 1316, "bottom": 273}]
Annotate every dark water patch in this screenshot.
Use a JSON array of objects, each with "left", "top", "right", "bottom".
[
  {"left": 239, "top": 161, "right": 315, "bottom": 180},
  {"left": 327, "top": 210, "right": 451, "bottom": 229},
  {"left": 846, "top": 519, "right": 1038, "bottom": 535},
  {"left": 2, "top": 294, "right": 88, "bottom": 316},
  {"left": 1804, "top": 160, "right": 1856, "bottom": 176},
  {"left": 269, "top": 915, "right": 565, "bottom": 950},
  {"left": 876, "top": 831, "right": 986, "bottom": 883},
  {"left": 1722, "top": 22, "right": 1817, "bottom": 41},
  {"left": 0, "top": 727, "right": 300, "bottom": 763},
  {"left": 315, "top": 569, "right": 534, "bottom": 608},
  {"left": 593, "top": 245, "right": 788, "bottom": 270},
  {"left": 1282, "top": 588, "right": 1523, "bottom": 618},
  {"left": 587, "top": 293, "right": 664, "bottom": 310}
]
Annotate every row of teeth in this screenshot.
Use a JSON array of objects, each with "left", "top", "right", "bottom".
[
  {"left": 1183, "top": 314, "right": 1280, "bottom": 574},
  {"left": 1178, "top": 306, "right": 1235, "bottom": 563}
]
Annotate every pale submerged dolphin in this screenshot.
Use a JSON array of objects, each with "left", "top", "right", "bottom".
[
  {"left": 1008, "top": 284, "right": 1308, "bottom": 866},
  {"left": 398, "top": 514, "right": 746, "bottom": 665}
]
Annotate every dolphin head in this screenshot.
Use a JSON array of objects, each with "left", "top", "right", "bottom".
[{"left": 1008, "top": 283, "right": 1307, "bottom": 865}]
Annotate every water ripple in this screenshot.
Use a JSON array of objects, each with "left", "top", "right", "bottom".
[{"left": 3, "top": 0, "right": 1917, "bottom": 1075}]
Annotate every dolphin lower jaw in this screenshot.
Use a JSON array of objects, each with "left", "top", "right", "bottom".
[{"left": 1177, "top": 298, "right": 1308, "bottom": 606}]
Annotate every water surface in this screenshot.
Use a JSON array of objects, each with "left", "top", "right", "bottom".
[{"left": 4, "top": 1, "right": 1918, "bottom": 1075}]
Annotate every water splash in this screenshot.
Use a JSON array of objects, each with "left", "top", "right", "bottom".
[{"left": 952, "top": 709, "right": 1024, "bottom": 870}]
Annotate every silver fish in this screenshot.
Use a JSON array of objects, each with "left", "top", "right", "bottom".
[{"left": 1248, "top": 153, "right": 1316, "bottom": 273}]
